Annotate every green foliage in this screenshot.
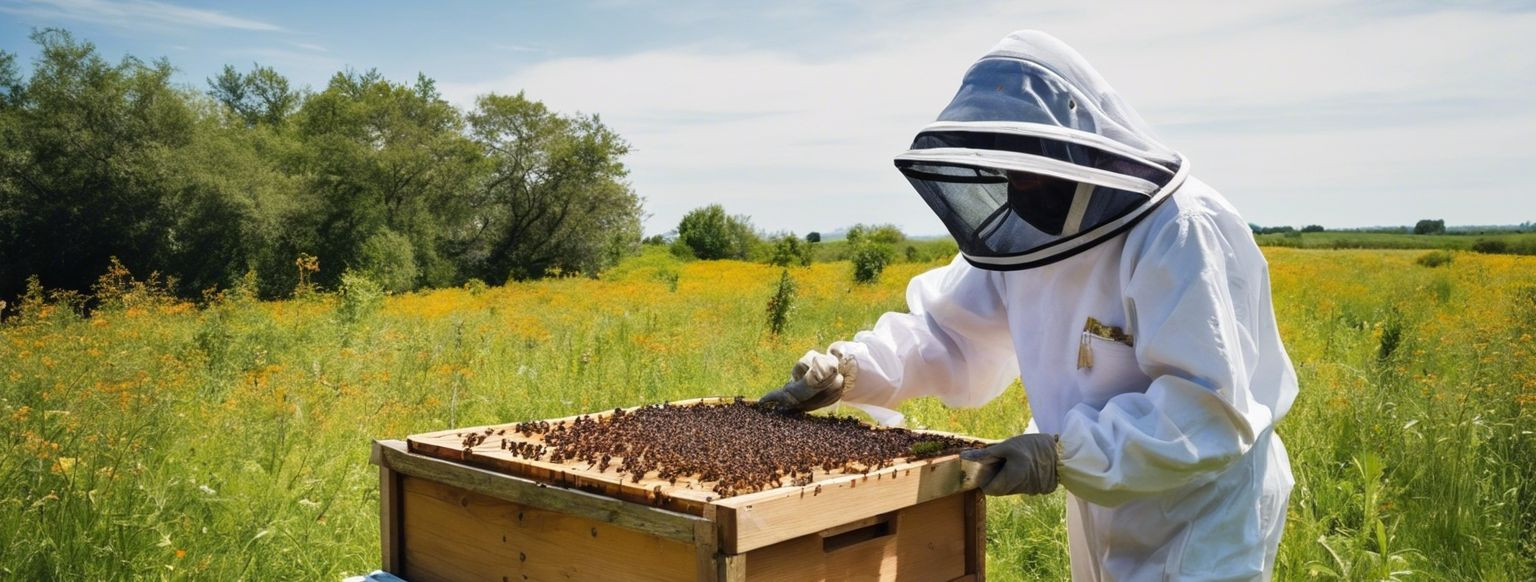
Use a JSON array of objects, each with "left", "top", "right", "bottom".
[
  {"left": 1255, "top": 231, "right": 1536, "bottom": 255},
  {"left": 1414, "top": 250, "right": 1453, "bottom": 268},
  {"left": 767, "top": 234, "right": 812, "bottom": 267},
  {"left": 850, "top": 242, "right": 893, "bottom": 283},
  {"left": 462, "top": 92, "right": 642, "bottom": 281},
  {"left": 0, "top": 30, "right": 195, "bottom": 300},
  {"left": 206, "top": 63, "right": 298, "bottom": 126},
  {"left": 1302, "top": 224, "right": 1326, "bottom": 233},
  {"left": 336, "top": 270, "right": 384, "bottom": 324},
  {"left": 356, "top": 229, "right": 419, "bottom": 293},
  {"left": 676, "top": 204, "right": 758, "bottom": 260},
  {"left": 1413, "top": 219, "right": 1446, "bottom": 235},
  {"left": 806, "top": 232, "right": 821, "bottom": 243},
  {"left": 1250, "top": 224, "right": 1297, "bottom": 235},
  {"left": 846, "top": 223, "right": 906, "bottom": 246},
  {"left": 292, "top": 69, "right": 479, "bottom": 291},
  {"left": 0, "top": 30, "right": 649, "bottom": 304},
  {"left": 764, "top": 269, "right": 796, "bottom": 336},
  {"left": 1471, "top": 239, "right": 1508, "bottom": 254}
]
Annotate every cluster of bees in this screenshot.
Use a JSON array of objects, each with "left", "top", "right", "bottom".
[{"left": 474, "top": 398, "right": 978, "bottom": 498}]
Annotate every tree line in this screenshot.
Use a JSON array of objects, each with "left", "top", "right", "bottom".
[{"left": 0, "top": 29, "right": 642, "bottom": 304}]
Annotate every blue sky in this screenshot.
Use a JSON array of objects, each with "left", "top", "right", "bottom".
[{"left": 3, "top": 0, "right": 1534, "bottom": 236}]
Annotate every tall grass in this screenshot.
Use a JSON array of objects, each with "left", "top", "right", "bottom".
[{"left": 1, "top": 247, "right": 1533, "bottom": 579}]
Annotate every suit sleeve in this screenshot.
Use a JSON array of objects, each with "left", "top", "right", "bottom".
[
  {"left": 1056, "top": 211, "right": 1281, "bottom": 506},
  {"left": 838, "top": 255, "right": 1020, "bottom": 410}
]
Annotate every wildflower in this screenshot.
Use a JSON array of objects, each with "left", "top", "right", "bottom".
[{"left": 50, "top": 457, "right": 76, "bottom": 474}]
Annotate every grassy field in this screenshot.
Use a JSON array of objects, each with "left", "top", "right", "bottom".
[
  {"left": 2, "top": 246, "right": 1534, "bottom": 579},
  {"left": 1254, "top": 230, "right": 1536, "bottom": 253}
]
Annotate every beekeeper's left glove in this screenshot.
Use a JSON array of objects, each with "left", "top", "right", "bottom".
[{"left": 960, "top": 433, "right": 1060, "bottom": 496}]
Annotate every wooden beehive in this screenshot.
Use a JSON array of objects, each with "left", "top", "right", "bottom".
[{"left": 371, "top": 397, "right": 990, "bottom": 581}]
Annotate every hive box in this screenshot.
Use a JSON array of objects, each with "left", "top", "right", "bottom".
[{"left": 371, "top": 397, "right": 990, "bottom": 581}]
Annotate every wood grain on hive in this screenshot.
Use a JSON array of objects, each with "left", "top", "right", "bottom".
[{"left": 376, "top": 397, "right": 992, "bottom": 581}]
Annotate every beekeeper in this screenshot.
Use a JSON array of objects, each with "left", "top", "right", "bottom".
[{"left": 762, "top": 30, "right": 1297, "bottom": 581}]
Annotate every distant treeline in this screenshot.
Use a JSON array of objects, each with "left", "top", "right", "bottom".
[
  {"left": 1249, "top": 219, "right": 1536, "bottom": 255},
  {"left": 0, "top": 30, "right": 642, "bottom": 303}
]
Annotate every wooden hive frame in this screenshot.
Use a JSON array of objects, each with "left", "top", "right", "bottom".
[{"left": 373, "top": 397, "right": 992, "bottom": 581}]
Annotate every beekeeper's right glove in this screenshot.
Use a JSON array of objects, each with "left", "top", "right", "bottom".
[
  {"left": 759, "top": 342, "right": 857, "bottom": 411},
  {"left": 960, "top": 433, "right": 1060, "bottom": 496}
]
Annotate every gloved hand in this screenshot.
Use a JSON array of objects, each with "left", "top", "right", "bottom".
[
  {"left": 759, "top": 343, "right": 857, "bottom": 411},
  {"left": 960, "top": 433, "right": 1061, "bottom": 496}
]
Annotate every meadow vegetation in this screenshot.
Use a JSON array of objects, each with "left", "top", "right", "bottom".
[
  {"left": 2, "top": 246, "right": 1534, "bottom": 580},
  {"left": 1254, "top": 230, "right": 1536, "bottom": 255}
]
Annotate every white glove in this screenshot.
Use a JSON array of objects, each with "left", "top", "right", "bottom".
[
  {"left": 961, "top": 433, "right": 1061, "bottom": 496},
  {"left": 760, "top": 342, "right": 858, "bottom": 411}
]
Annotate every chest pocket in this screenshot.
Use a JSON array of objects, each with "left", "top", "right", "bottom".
[{"left": 1074, "top": 319, "right": 1152, "bottom": 408}]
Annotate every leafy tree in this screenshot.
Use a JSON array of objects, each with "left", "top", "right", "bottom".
[
  {"left": 846, "top": 223, "right": 905, "bottom": 245},
  {"left": 677, "top": 204, "right": 758, "bottom": 260},
  {"left": 0, "top": 30, "right": 195, "bottom": 301},
  {"left": 0, "top": 30, "right": 651, "bottom": 303},
  {"left": 1413, "top": 219, "right": 1446, "bottom": 235},
  {"left": 207, "top": 63, "right": 299, "bottom": 126},
  {"left": 806, "top": 232, "right": 821, "bottom": 243},
  {"left": 767, "top": 234, "right": 812, "bottom": 267},
  {"left": 1302, "top": 224, "right": 1325, "bottom": 233},
  {"left": 460, "top": 92, "right": 642, "bottom": 281},
  {"left": 292, "top": 70, "right": 480, "bottom": 288},
  {"left": 1249, "top": 224, "right": 1297, "bottom": 235}
]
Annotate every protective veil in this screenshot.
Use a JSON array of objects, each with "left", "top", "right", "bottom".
[
  {"left": 838, "top": 31, "right": 1298, "bottom": 580},
  {"left": 896, "top": 31, "right": 1185, "bottom": 270}
]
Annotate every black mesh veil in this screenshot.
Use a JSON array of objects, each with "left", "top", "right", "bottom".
[{"left": 895, "top": 32, "right": 1187, "bottom": 270}]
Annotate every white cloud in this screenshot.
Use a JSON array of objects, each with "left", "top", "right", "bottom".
[
  {"left": 0, "top": 0, "right": 282, "bottom": 32},
  {"left": 288, "top": 41, "right": 327, "bottom": 52},
  {"left": 443, "top": 1, "right": 1536, "bottom": 234}
]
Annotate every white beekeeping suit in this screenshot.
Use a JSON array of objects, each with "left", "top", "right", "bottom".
[{"left": 764, "top": 30, "right": 1296, "bottom": 581}]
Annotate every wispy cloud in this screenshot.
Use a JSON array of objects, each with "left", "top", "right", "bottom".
[
  {"left": 0, "top": 0, "right": 281, "bottom": 32},
  {"left": 491, "top": 43, "right": 550, "bottom": 55}
]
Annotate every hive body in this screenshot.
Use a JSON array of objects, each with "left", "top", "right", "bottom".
[{"left": 373, "top": 397, "right": 990, "bottom": 581}]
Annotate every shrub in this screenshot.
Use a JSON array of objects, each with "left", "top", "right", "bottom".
[
  {"left": 806, "top": 232, "right": 821, "bottom": 243},
  {"left": 1415, "top": 250, "right": 1454, "bottom": 268},
  {"left": 357, "top": 229, "right": 419, "bottom": 293},
  {"left": 1302, "top": 224, "right": 1325, "bottom": 233},
  {"left": 669, "top": 239, "right": 696, "bottom": 260},
  {"left": 846, "top": 223, "right": 905, "bottom": 246},
  {"left": 676, "top": 205, "right": 758, "bottom": 260},
  {"left": 767, "top": 235, "right": 812, "bottom": 267},
  {"left": 851, "top": 243, "right": 892, "bottom": 284},
  {"left": 764, "top": 270, "right": 796, "bottom": 336},
  {"left": 1472, "top": 239, "right": 1509, "bottom": 254},
  {"left": 337, "top": 270, "right": 384, "bottom": 324}
]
